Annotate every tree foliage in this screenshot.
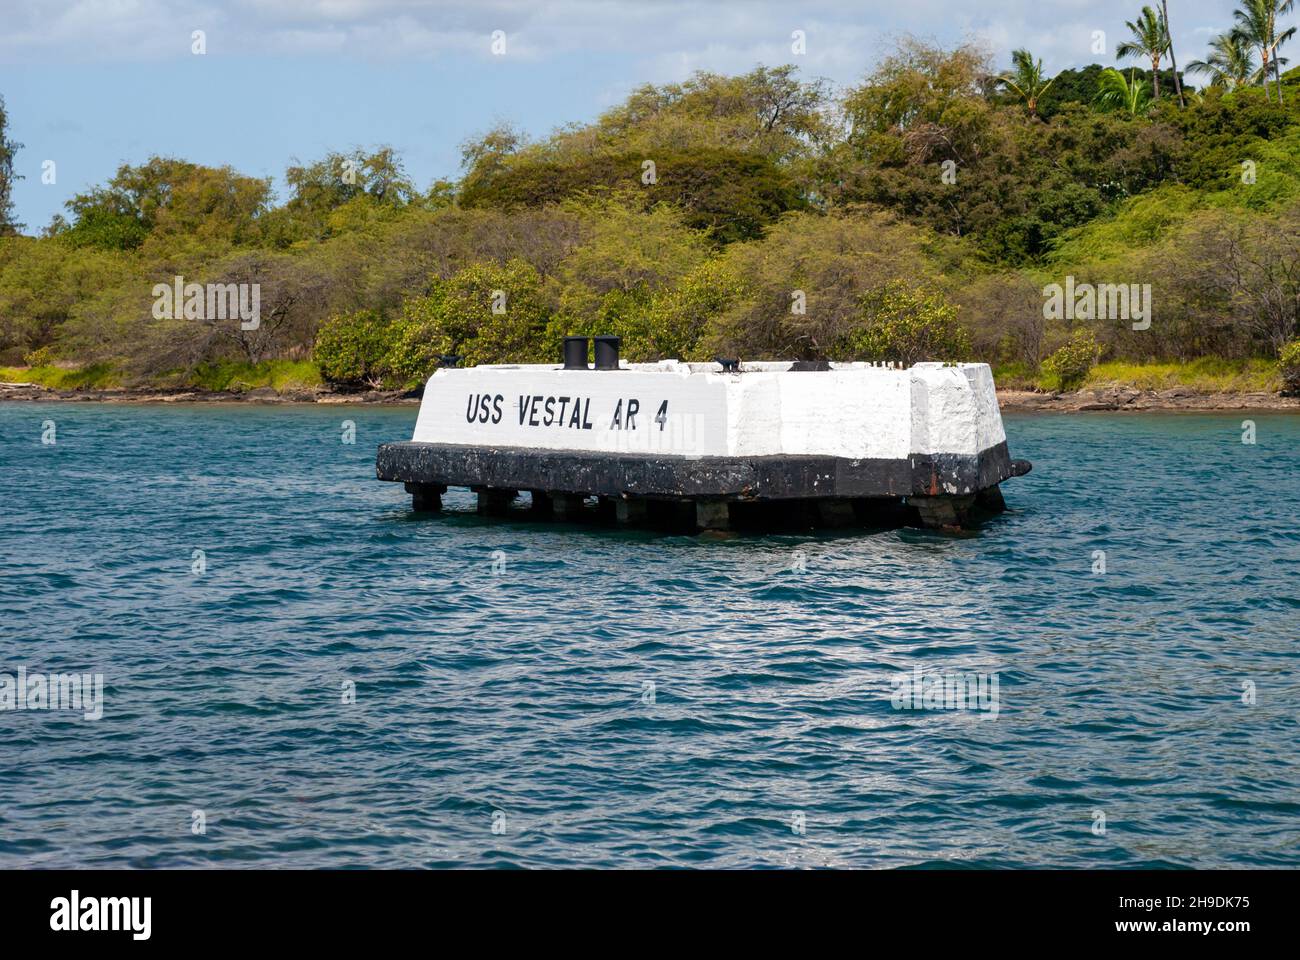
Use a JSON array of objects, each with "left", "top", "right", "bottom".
[
  {"left": 0, "top": 94, "right": 22, "bottom": 236},
  {"left": 837, "top": 282, "right": 972, "bottom": 365},
  {"left": 1042, "top": 330, "right": 1103, "bottom": 390},
  {"left": 3, "top": 27, "right": 1300, "bottom": 390}
]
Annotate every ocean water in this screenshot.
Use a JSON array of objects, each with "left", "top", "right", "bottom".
[{"left": 1, "top": 401, "right": 1297, "bottom": 869}]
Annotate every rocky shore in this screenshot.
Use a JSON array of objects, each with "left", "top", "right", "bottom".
[
  {"left": 3, "top": 378, "right": 1298, "bottom": 412},
  {"left": 997, "top": 386, "right": 1300, "bottom": 412},
  {"left": 0, "top": 381, "right": 419, "bottom": 404}
]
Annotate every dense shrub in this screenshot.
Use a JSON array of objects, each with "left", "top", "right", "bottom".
[
  {"left": 23, "top": 344, "right": 56, "bottom": 366},
  {"left": 1281, "top": 339, "right": 1300, "bottom": 395},
  {"left": 702, "top": 209, "right": 944, "bottom": 359},
  {"left": 386, "top": 259, "right": 552, "bottom": 382},
  {"left": 541, "top": 201, "right": 709, "bottom": 360},
  {"left": 643, "top": 259, "right": 745, "bottom": 361},
  {"left": 837, "top": 282, "right": 971, "bottom": 364},
  {"left": 313, "top": 309, "right": 392, "bottom": 388},
  {"left": 1041, "top": 330, "right": 1102, "bottom": 390}
]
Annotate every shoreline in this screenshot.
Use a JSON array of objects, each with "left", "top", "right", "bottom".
[
  {"left": 996, "top": 387, "right": 1300, "bottom": 413},
  {"left": 2, "top": 380, "right": 1298, "bottom": 413},
  {"left": 0, "top": 382, "right": 420, "bottom": 405}
]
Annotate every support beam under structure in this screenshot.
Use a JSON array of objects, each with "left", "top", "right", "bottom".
[
  {"left": 695, "top": 500, "right": 731, "bottom": 532},
  {"left": 909, "top": 494, "right": 976, "bottom": 530},
  {"left": 614, "top": 497, "right": 649, "bottom": 525},
  {"left": 551, "top": 493, "right": 587, "bottom": 522},
  {"left": 475, "top": 488, "right": 517, "bottom": 515},
  {"left": 974, "top": 484, "right": 1007, "bottom": 515},
  {"left": 405, "top": 482, "right": 446, "bottom": 513},
  {"left": 815, "top": 499, "right": 857, "bottom": 528}
]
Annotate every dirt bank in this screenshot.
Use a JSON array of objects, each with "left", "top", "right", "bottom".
[
  {"left": 998, "top": 386, "right": 1300, "bottom": 412},
  {"left": 4, "top": 379, "right": 1298, "bottom": 412}
]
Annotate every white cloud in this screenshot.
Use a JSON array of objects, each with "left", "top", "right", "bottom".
[{"left": 0, "top": 0, "right": 1292, "bottom": 83}]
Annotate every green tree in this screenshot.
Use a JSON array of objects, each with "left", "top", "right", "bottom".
[
  {"left": 265, "top": 147, "right": 416, "bottom": 245},
  {"left": 0, "top": 94, "right": 24, "bottom": 235},
  {"left": 459, "top": 149, "right": 801, "bottom": 244},
  {"left": 841, "top": 38, "right": 997, "bottom": 165},
  {"left": 60, "top": 157, "right": 271, "bottom": 251},
  {"left": 1117, "top": 5, "right": 1172, "bottom": 99},
  {"left": 544, "top": 199, "right": 708, "bottom": 358},
  {"left": 997, "top": 49, "right": 1056, "bottom": 117},
  {"left": 1233, "top": 0, "right": 1297, "bottom": 102},
  {"left": 1094, "top": 67, "right": 1154, "bottom": 115},
  {"left": 1042, "top": 330, "right": 1102, "bottom": 390},
  {"left": 1280, "top": 337, "right": 1300, "bottom": 393},
  {"left": 838, "top": 281, "right": 972, "bottom": 364},
  {"left": 510, "top": 66, "right": 833, "bottom": 172},
  {"left": 1187, "top": 32, "right": 1261, "bottom": 89},
  {"left": 459, "top": 123, "right": 524, "bottom": 176},
  {"left": 314, "top": 309, "right": 392, "bottom": 388},
  {"left": 702, "top": 209, "right": 948, "bottom": 359},
  {"left": 1267, "top": 2, "right": 1297, "bottom": 102},
  {"left": 644, "top": 259, "right": 744, "bottom": 361},
  {"left": 0, "top": 237, "right": 135, "bottom": 355},
  {"left": 387, "top": 259, "right": 551, "bottom": 379},
  {"left": 1035, "top": 64, "right": 1108, "bottom": 114}
]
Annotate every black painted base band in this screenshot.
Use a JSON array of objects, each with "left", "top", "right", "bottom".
[{"left": 376, "top": 440, "right": 1026, "bottom": 501}]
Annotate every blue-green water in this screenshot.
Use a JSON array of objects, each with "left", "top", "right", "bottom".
[{"left": 1, "top": 402, "right": 1297, "bottom": 868}]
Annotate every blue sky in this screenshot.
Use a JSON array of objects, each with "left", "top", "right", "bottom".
[{"left": 0, "top": 0, "right": 1284, "bottom": 234}]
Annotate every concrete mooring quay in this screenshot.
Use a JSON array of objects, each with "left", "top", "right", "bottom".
[{"left": 375, "top": 338, "right": 1032, "bottom": 532}]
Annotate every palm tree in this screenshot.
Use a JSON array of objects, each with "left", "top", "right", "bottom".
[
  {"left": 1267, "top": 1, "right": 1297, "bottom": 103},
  {"left": 1094, "top": 67, "right": 1155, "bottom": 115},
  {"left": 998, "top": 48, "right": 1056, "bottom": 117},
  {"left": 1161, "top": 1, "right": 1187, "bottom": 106},
  {"left": 1234, "top": 0, "right": 1297, "bottom": 102},
  {"left": 1117, "top": 5, "right": 1172, "bottom": 99},
  {"left": 1187, "top": 31, "right": 1262, "bottom": 89}
]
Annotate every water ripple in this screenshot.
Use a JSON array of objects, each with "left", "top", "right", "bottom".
[{"left": 1, "top": 403, "right": 1297, "bottom": 867}]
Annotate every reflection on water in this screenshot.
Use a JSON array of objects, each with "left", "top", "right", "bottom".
[{"left": 1, "top": 403, "right": 1297, "bottom": 867}]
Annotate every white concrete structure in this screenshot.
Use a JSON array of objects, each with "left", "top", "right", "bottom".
[
  {"left": 411, "top": 360, "right": 1006, "bottom": 461},
  {"left": 380, "top": 357, "right": 1030, "bottom": 530}
]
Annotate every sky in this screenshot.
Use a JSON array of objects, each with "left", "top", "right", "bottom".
[{"left": 0, "top": 0, "right": 1283, "bottom": 234}]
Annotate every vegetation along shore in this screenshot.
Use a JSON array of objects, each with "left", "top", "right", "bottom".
[{"left": 2, "top": 3, "right": 1300, "bottom": 405}]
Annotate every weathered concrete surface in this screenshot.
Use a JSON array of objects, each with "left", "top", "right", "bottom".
[
  {"left": 909, "top": 494, "right": 977, "bottom": 529},
  {"left": 376, "top": 440, "right": 1019, "bottom": 501}
]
